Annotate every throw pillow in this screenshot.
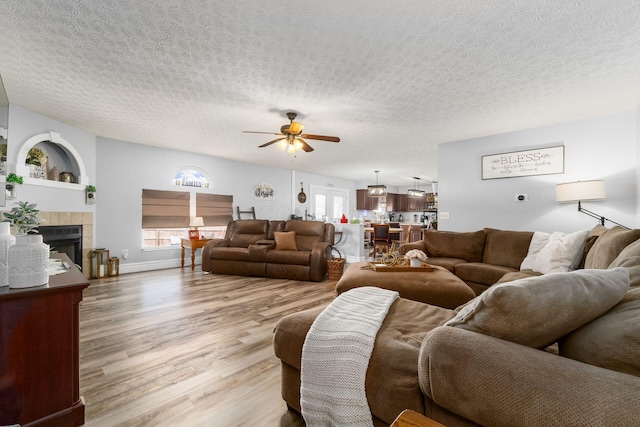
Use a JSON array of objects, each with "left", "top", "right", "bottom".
[
  {"left": 584, "top": 226, "right": 640, "bottom": 269},
  {"left": 609, "top": 238, "right": 640, "bottom": 288},
  {"left": 520, "top": 230, "right": 588, "bottom": 274},
  {"left": 559, "top": 288, "right": 640, "bottom": 376},
  {"left": 274, "top": 231, "right": 298, "bottom": 251},
  {"left": 444, "top": 268, "right": 630, "bottom": 348}
]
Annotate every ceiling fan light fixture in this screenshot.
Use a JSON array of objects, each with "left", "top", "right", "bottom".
[
  {"left": 368, "top": 171, "right": 387, "bottom": 197},
  {"left": 288, "top": 121, "right": 304, "bottom": 134},
  {"left": 278, "top": 139, "right": 288, "bottom": 150}
]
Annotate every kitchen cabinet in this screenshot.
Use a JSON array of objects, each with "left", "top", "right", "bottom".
[
  {"left": 385, "top": 193, "right": 396, "bottom": 212},
  {"left": 407, "top": 194, "right": 427, "bottom": 212},
  {"left": 356, "top": 189, "right": 379, "bottom": 210},
  {"left": 395, "top": 194, "right": 408, "bottom": 211}
]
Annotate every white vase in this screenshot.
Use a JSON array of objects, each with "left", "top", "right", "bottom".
[
  {"left": 410, "top": 258, "right": 422, "bottom": 267},
  {"left": 8, "top": 234, "right": 49, "bottom": 288},
  {"left": 0, "top": 222, "right": 16, "bottom": 287}
]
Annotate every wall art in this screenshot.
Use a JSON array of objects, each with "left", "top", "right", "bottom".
[
  {"left": 482, "top": 145, "right": 564, "bottom": 180},
  {"left": 255, "top": 183, "right": 274, "bottom": 200}
]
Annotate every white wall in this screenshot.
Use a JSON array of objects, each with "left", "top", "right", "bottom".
[{"left": 438, "top": 111, "right": 638, "bottom": 233}]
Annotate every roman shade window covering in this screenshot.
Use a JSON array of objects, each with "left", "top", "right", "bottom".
[
  {"left": 142, "top": 189, "right": 190, "bottom": 229},
  {"left": 196, "top": 193, "right": 233, "bottom": 226}
]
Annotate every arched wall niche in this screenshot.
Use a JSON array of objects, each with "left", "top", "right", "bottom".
[{"left": 16, "top": 131, "right": 88, "bottom": 187}]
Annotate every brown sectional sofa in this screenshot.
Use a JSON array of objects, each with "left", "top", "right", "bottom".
[
  {"left": 399, "top": 228, "right": 536, "bottom": 294},
  {"left": 201, "top": 219, "right": 334, "bottom": 282},
  {"left": 274, "top": 225, "right": 640, "bottom": 426}
]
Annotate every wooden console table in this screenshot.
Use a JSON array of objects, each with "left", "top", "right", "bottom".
[
  {"left": 0, "top": 254, "right": 89, "bottom": 427},
  {"left": 181, "top": 238, "right": 212, "bottom": 270}
]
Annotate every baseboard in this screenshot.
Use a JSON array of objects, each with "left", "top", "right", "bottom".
[{"left": 119, "top": 256, "right": 202, "bottom": 274}]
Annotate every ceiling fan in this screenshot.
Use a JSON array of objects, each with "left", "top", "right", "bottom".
[{"left": 243, "top": 112, "right": 340, "bottom": 153}]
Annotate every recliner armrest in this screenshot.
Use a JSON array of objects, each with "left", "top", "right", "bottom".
[
  {"left": 419, "top": 326, "right": 640, "bottom": 426},
  {"left": 255, "top": 239, "right": 275, "bottom": 246},
  {"left": 309, "top": 241, "right": 332, "bottom": 281},
  {"left": 248, "top": 243, "right": 271, "bottom": 262},
  {"left": 201, "top": 239, "right": 230, "bottom": 271}
]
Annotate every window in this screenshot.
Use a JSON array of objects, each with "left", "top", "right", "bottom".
[
  {"left": 310, "top": 186, "right": 349, "bottom": 222},
  {"left": 142, "top": 189, "right": 232, "bottom": 248}
]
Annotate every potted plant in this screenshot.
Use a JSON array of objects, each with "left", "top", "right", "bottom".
[
  {"left": 86, "top": 184, "right": 96, "bottom": 204},
  {"left": 5, "top": 173, "right": 23, "bottom": 199},
  {"left": 2, "top": 201, "right": 49, "bottom": 288},
  {"left": 404, "top": 248, "right": 428, "bottom": 267}
]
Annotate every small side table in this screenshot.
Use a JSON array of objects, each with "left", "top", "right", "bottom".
[
  {"left": 391, "top": 410, "right": 446, "bottom": 427},
  {"left": 181, "top": 238, "right": 212, "bottom": 270}
]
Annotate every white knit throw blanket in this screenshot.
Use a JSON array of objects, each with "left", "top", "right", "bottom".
[{"left": 300, "top": 286, "right": 399, "bottom": 427}]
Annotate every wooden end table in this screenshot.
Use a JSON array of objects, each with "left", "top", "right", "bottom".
[
  {"left": 391, "top": 410, "right": 446, "bottom": 427},
  {"left": 181, "top": 238, "right": 212, "bottom": 270}
]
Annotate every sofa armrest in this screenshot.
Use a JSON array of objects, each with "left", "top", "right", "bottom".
[
  {"left": 201, "top": 239, "right": 230, "bottom": 271},
  {"left": 398, "top": 241, "right": 427, "bottom": 255},
  {"left": 248, "top": 243, "right": 271, "bottom": 262},
  {"left": 309, "top": 241, "right": 332, "bottom": 281},
  {"left": 419, "top": 326, "right": 640, "bottom": 426}
]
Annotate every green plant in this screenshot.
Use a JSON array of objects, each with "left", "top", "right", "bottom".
[
  {"left": 6, "top": 173, "right": 23, "bottom": 184},
  {"left": 86, "top": 185, "right": 96, "bottom": 192},
  {"left": 2, "top": 201, "right": 41, "bottom": 235},
  {"left": 26, "top": 147, "right": 46, "bottom": 166}
]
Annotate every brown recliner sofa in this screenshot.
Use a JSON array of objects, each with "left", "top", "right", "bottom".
[{"left": 201, "top": 219, "right": 334, "bottom": 282}]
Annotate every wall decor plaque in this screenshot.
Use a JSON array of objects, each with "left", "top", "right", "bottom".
[
  {"left": 482, "top": 145, "right": 564, "bottom": 180},
  {"left": 255, "top": 183, "right": 274, "bottom": 200}
]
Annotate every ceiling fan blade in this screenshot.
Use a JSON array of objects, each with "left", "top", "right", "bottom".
[
  {"left": 297, "top": 138, "right": 314, "bottom": 152},
  {"left": 243, "top": 131, "right": 284, "bottom": 136},
  {"left": 299, "top": 134, "right": 340, "bottom": 142},
  {"left": 259, "top": 138, "right": 286, "bottom": 148}
]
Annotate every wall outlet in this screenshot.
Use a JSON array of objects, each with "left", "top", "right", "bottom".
[
  {"left": 439, "top": 211, "right": 451, "bottom": 220},
  {"left": 122, "top": 249, "right": 128, "bottom": 259},
  {"left": 515, "top": 194, "right": 529, "bottom": 201}
]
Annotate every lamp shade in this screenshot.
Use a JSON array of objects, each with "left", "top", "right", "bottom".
[
  {"left": 407, "top": 188, "right": 425, "bottom": 198},
  {"left": 189, "top": 216, "right": 205, "bottom": 227},
  {"left": 556, "top": 180, "right": 606, "bottom": 202}
]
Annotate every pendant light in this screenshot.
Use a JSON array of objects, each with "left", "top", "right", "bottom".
[
  {"left": 407, "top": 177, "right": 425, "bottom": 198},
  {"left": 367, "top": 170, "right": 387, "bottom": 197}
]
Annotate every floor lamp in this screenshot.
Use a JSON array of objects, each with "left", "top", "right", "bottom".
[{"left": 555, "top": 180, "right": 629, "bottom": 229}]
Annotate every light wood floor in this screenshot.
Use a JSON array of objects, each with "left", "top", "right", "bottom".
[{"left": 79, "top": 268, "right": 338, "bottom": 426}]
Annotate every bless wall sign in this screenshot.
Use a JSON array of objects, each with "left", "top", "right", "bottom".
[{"left": 481, "top": 145, "right": 564, "bottom": 180}]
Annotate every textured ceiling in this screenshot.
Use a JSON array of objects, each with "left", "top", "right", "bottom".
[{"left": 0, "top": 1, "right": 639, "bottom": 186}]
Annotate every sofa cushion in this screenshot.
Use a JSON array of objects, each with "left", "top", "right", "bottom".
[
  {"left": 609, "top": 238, "right": 640, "bottom": 288},
  {"left": 520, "top": 230, "right": 588, "bottom": 274},
  {"left": 455, "top": 262, "right": 518, "bottom": 287},
  {"left": 423, "top": 230, "right": 485, "bottom": 262},
  {"left": 266, "top": 249, "right": 311, "bottom": 265},
  {"left": 208, "top": 247, "right": 250, "bottom": 261},
  {"left": 273, "top": 297, "right": 457, "bottom": 425},
  {"left": 274, "top": 231, "right": 298, "bottom": 251},
  {"left": 559, "top": 288, "right": 640, "bottom": 377},
  {"left": 285, "top": 220, "right": 326, "bottom": 251},
  {"left": 482, "top": 228, "right": 533, "bottom": 269},
  {"left": 229, "top": 220, "right": 269, "bottom": 248},
  {"left": 584, "top": 226, "right": 640, "bottom": 269},
  {"left": 444, "top": 268, "right": 630, "bottom": 348},
  {"left": 422, "top": 257, "right": 467, "bottom": 273}
]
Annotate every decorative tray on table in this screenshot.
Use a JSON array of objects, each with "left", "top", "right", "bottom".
[{"left": 366, "top": 261, "right": 435, "bottom": 272}]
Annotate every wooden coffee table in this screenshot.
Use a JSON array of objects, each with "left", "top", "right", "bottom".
[
  {"left": 181, "top": 238, "right": 211, "bottom": 270},
  {"left": 335, "top": 261, "right": 475, "bottom": 309}
]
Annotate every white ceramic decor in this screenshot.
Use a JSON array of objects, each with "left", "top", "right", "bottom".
[
  {"left": 0, "top": 222, "right": 15, "bottom": 286},
  {"left": 8, "top": 235, "right": 49, "bottom": 288}
]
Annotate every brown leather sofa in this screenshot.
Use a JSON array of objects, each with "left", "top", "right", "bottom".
[{"left": 201, "top": 219, "right": 335, "bottom": 282}]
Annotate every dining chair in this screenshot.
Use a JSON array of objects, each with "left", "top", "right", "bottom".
[
  {"left": 390, "top": 224, "right": 412, "bottom": 253},
  {"left": 372, "top": 223, "right": 391, "bottom": 257}
]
